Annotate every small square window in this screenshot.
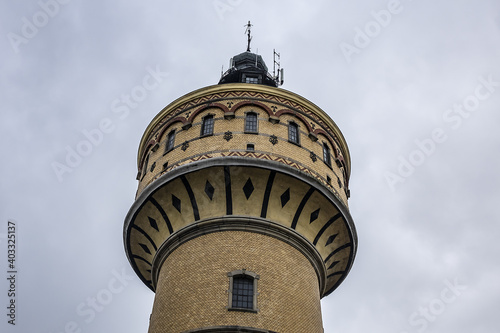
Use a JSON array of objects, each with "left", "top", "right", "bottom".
[{"left": 247, "top": 144, "right": 255, "bottom": 151}]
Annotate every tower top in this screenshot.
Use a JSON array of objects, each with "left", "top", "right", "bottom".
[{"left": 219, "top": 21, "right": 284, "bottom": 87}]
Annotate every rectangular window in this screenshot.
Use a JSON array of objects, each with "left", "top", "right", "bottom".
[
  {"left": 201, "top": 115, "right": 214, "bottom": 136},
  {"left": 323, "top": 143, "right": 331, "bottom": 167},
  {"left": 232, "top": 276, "right": 254, "bottom": 309},
  {"left": 245, "top": 76, "right": 259, "bottom": 84},
  {"left": 288, "top": 122, "right": 299, "bottom": 144},
  {"left": 227, "top": 270, "right": 259, "bottom": 312},
  {"left": 245, "top": 112, "right": 258, "bottom": 133},
  {"left": 140, "top": 153, "right": 149, "bottom": 180},
  {"left": 166, "top": 130, "right": 175, "bottom": 152}
]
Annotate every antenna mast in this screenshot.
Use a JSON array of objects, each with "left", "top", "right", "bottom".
[
  {"left": 244, "top": 21, "right": 253, "bottom": 52},
  {"left": 273, "top": 49, "right": 284, "bottom": 86}
]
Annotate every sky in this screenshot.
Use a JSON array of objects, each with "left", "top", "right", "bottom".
[{"left": 1, "top": 1, "right": 499, "bottom": 332}]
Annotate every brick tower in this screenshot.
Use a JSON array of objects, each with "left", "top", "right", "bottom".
[{"left": 124, "top": 36, "right": 357, "bottom": 333}]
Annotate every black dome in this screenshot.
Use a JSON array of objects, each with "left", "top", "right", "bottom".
[{"left": 218, "top": 51, "right": 278, "bottom": 87}]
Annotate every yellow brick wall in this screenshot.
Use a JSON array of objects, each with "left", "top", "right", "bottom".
[
  {"left": 137, "top": 94, "right": 350, "bottom": 206},
  {"left": 149, "top": 231, "right": 323, "bottom": 333}
]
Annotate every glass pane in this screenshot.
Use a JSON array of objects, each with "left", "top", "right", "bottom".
[
  {"left": 232, "top": 276, "right": 253, "bottom": 309},
  {"left": 245, "top": 113, "right": 257, "bottom": 132}
]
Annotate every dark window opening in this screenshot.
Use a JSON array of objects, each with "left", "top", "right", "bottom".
[
  {"left": 166, "top": 130, "right": 176, "bottom": 152},
  {"left": 141, "top": 153, "right": 150, "bottom": 180},
  {"left": 247, "top": 144, "right": 255, "bottom": 151},
  {"left": 201, "top": 115, "right": 214, "bottom": 136},
  {"left": 227, "top": 270, "right": 259, "bottom": 312},
  {"left": 245, "top": 112, "right": 258, "bottom": 133},
  {"left": 232, "top": 276, "right": 254, "bottom": 309},
  {"left": 323, "top": 143, "right": 332, "bottom": 167},
  {"left": 288, "top": 122, "right": 299, "bottom": 144}
]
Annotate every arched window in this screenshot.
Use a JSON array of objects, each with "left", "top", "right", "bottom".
[
  {"left": 165, "top": 130, "right": 176, "bottom": 152},
  {"left": 245, "top": 112, "right": 258, "bottom": 133},
  {"left": 227, "top": 270, "right": 259, "bottom": 312},
  {"left": 288, "top": 121, "right": 299, "bottom": 144},
  {"left": 323, "top": 142, "right": 331, "bottom": 167},
  {"left": 201, "top": 115, "right": 214, "bottom": 137}
]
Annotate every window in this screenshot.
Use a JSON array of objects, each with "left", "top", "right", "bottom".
[
  {"left": 288, "top": 122, "right": 299, "bottom": 144},
  {"left": 166, "top": 130, "right": 175, "bottom": 152},
  {"left": 246, "top": 143, "right": 255, "bottom": 151},
  {"left": 140, "top": 153, "right": 150, "bottom": 180},
  {"left": 323, "top": 142, "right": 331, "bottom": 167},
  {"left": 242, "top": 74, "right": 261, "bottom": 84},
  {"left": 246, "top": 77, "right": 259, "bottom": 84},
  {"left": 201, "top": 115, "right": 214, "bottom": 136},
  {"left": 232, "top": 276, "right": 253, "bottom": 309},
  {"left": 227, "top": 270, "right": 259, "bottom": 312},
  {"left": 245, "top": 112, "right": 258, "bottom": 133}
]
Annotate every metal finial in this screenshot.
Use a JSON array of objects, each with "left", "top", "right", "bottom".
[{"left": 244, "top": 21, "right": 253, "bottom": 52}]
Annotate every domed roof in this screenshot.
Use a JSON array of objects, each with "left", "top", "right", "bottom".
[{"left": 218, "top": 51, "right": 278, "bottom": 87}]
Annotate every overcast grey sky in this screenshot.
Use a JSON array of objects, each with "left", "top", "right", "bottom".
[{"left": 1, "top": 1, "right": 499, "bottom": 332}]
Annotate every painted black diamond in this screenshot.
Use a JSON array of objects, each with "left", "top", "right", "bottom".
[
  {"left": 139, "top": 243, "right": 151, "bottom": 255},
  {"left": 205, "top": 180, "right": 215, "bottom": 200},
  {"left": 181, "top": 141, "right": 189, "bottom": 151},
  {"left": 148, "top": 216, "right": 159, "bottom": 231},
  {"left": 243, "top": 178, "right": 254, "bottom": 200},
  {"left": 280, "top": 188, "right": 290, "bottom": 207},
  {"left": 328, "top": 260, "right": 339, "bottom": 270},
  {"left": 172, "top": 194, "right": 181, "bottom": 212},
  {"left": 310, "top": 208, "right": 320, "bottom": 223},
  {"left": 310, "top": 152, "right": 317, "bottom": 162},
  {"left": 325, "top": 233, "right": 338, "bottom": 246}
]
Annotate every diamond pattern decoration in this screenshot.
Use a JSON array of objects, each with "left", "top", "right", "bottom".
[
  {"left": 325, "top": 233, "right": 338, "bottom": 246},
  {"left": 310, "top": 152, "right": 317, "bottom": 162},
  {"left": 172, "top": 194, "right": 181, "bottom": 212},
  {"left": 243, "top": 178, "right": 254, "bottom": 200},
  {"left": 148, "top": 216, "right": 159, "bottom": 231},
  {"left": 310, "top": 208, "right": 320, "bottom": 223},
  {"left": 280, "top": 188, "right": 290, "bottom": 207},
  {"left": 205, "top": 180, "right": 215, "bottom": 200},
  {"left": 139, "top": 243, "right": 151, "bottom": 255},
  {"left": 328, "top": 260, "right": 339, "bottom": 270},
  {"left": 181, "top": 141, "right": 189, "bottom": 151}
]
